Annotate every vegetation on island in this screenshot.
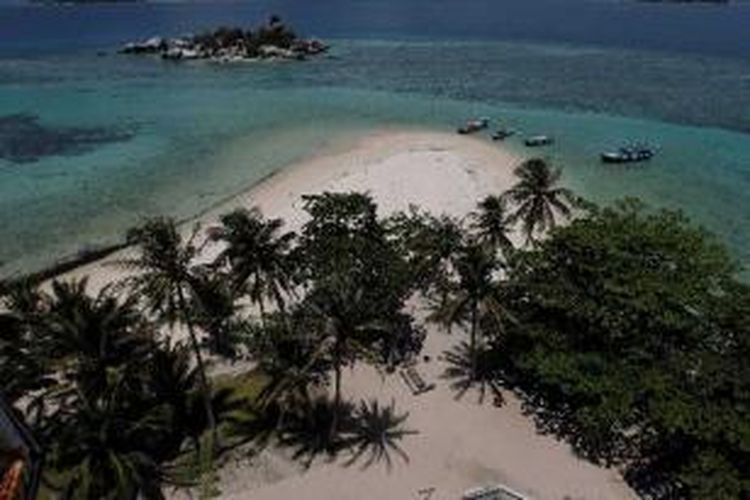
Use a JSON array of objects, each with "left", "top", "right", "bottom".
[
  {"left": 2, "top": 157, "right": 750, "bottom": 499},
  {"left": 120, "top": 16, "right": 328, "bottom": 62}
]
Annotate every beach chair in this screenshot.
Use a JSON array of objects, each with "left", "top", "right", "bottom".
[
  {"left": 462, "top": 484, "right": 528, "bottom": 500},
  {"left": 406, "top": 366, "right": 436, "bottom": 395},
  {"left": 399, "top": 369, "right": 419, "bottom": 394},
  {"left": 399, "top": 366, "right": 435, "bottom": 395}
]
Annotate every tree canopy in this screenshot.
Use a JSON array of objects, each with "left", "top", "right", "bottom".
[{"left": 497, "top": 199, "right": 750, "bottom": 498}]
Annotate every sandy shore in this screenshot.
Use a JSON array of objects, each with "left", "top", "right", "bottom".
[
  {"left": 55, "top": 128, "right": 636, "bottom": 499},
  {"left": 59, "top": 128, "right": 523, "bottom": 288}
]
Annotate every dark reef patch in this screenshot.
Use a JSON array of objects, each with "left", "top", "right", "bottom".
[{"left": 0, "top": 113, "right": 135, "bottom": 164}]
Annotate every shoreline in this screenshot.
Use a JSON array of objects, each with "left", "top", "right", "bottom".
[
  {"left": 46, "top": 126, "right": 525, "bottom": 289},
  {"left": 36, "top": 127, "right": 637, "bottom": 499}
]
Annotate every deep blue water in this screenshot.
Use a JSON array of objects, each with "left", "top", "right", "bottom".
[
  {"left": 0, "top": 0, "right": 749, "bottom": 277},
  {"left": 2, "top": 0, "right": 750, "bottom": 60}
]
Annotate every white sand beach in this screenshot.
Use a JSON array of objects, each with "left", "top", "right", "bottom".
[{"left": 56, "top": 128, "right": 636, "bottom": 500}]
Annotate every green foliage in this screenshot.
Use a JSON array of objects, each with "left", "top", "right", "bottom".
[
  {"left": 189, "top": 269, "right": 247, "bottom": 358},
  {"left": 213, "top": 207, "right": 296, "bottom": 321},
  {"left": 471, "top": 195, "right": 515, "bottom": 256},
  {"left": 192, "top": 16, "right": 299, "bottom": 57},
  {"left": 0, "top": 280, "right": 55, "bottom": 404},
  {"left": 387, "top": 206, "right": 465, "bottom": 296},
  {"left": 3, "top": 192, "right": 423, "bottom": 499},
  {"left": 297, "top": 193, "right": 419, "bottom": 407},
  {"left": 498, "top": 199, "right": 750, "bottom": 497},
  {"left": 120, "top": 217, "right": 199, "bottom": 327},
  {"left": 502, "top": 158, "right": 575, "bottom": 245},
  {"left": 432, "top": 242, "right": 513, "bottom": 385},
  {"left": 120, "top": 217, "right": 219, "bottom": 449}
]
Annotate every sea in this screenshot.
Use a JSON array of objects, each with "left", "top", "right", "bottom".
[{"left": 0, "top": 0, "right": 749, "bottom": 278}]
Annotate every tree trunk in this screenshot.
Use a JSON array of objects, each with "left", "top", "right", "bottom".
[
  {"left": 258, "top": 296, "right": 266, "bottom": 328},
  {"left": 470, "top": 300, "right": 478, "bottom": 381},
  {"left": 272, "top": 286, "right": 291, "bottom": 333},
  {"left": 177, "top": 288, "right": 217, "bottom": 441},
  {"left": 331, "top": 328, "right": 343, "bottom": 435}
]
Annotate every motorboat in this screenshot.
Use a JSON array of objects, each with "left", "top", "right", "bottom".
[
  {"left": 601, "top": 146, "right": 655, "bottom": 164},
  {"left": 458, "top": 117, "right": 490, "bottom": 135},
  {"left": 491, "top": 129, "right": 516, "bottom": 141},
  {"left": 524, "top": 135, "right": 554, "bottom": 147}
]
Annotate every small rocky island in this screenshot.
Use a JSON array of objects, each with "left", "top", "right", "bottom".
[{"left": 120, "top": 16, "right": 328, "bottom": 62}]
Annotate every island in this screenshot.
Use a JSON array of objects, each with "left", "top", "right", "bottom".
[{"left": 120, "top": 16, "right": 328, "bottom": 62}]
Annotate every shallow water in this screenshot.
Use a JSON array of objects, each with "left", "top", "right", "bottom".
[{"left": 0, "top": 1, "right": 749, "bottom": 277}]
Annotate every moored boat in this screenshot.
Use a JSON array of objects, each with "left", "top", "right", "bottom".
[
  {"left": 457, "top": 117, "right": 490, "bottom": 135},
  {"left": 524, "top": 135, "right": 553, "bottom": 147},
  {"left": 491, "top": 128, "right": 516, "bottom": 141},
  {"left": 601, "top": 146, "right": 656, "bottom": 164}
]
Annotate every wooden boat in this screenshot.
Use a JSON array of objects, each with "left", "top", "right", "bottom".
[{"left": 524, "top": 135, "right": 554, "bottom": 147}]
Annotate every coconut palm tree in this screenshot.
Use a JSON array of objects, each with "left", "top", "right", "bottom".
[
  {"left": 0, "top": 282, "right": 53, "bottom": 404},
  {"left": 471, "top": 195, "right": 515, "bottom": 255},
  {"left": 189, "top": 268, "right": 245, "bottom": 358},
  {"left": 502, "top": 158, "right": 575, "bottom": 245},
  {"left": 45, "top": 365, "right": 172, "bottom": 500},
  {"left": 303, "top": 283, "right": 380, "bottom": 422},
  {"left": 213, "top": 208, "right": 296, "bottom": 324},
  {"left": 144, "top": 340, "right": 204, "bottom": 455},
  {"left": 433, "top": 243, "right": 512, "bottom": 381},
  {"left": 117, "top": 218, "right": 216, "bottom": 437},
  {"left": 45, "top": 279, "right": 153, "bottom": 398},
  {"left": 252, "top": 312, "right": 330, "bottom": 415}
]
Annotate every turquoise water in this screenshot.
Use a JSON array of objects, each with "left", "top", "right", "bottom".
[{"left": 1, "top": 4, "right": 750, "bottom": 277}]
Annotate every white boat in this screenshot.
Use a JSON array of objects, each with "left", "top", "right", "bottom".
[
  {"left": 457, "top": 117, "right": 490, "bottom": 134},
  {"left": 524, "top": 135, "right": 553, "bottom": 147},
  {"left": 601, "top": 146, "right": 655, "bottom": 164}
]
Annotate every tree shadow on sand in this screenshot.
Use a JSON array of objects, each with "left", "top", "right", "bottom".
[
  {"left": 441, "top": 341, "right": 505, "bottom": 405},
  {"left": 245, "top": 395, "right": 417, "bottom": 471}
]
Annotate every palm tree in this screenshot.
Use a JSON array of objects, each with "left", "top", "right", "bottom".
[
  {"left": 433, "top": 243, "right": 511, "bottom": 381},
  {"left": 45, "top": 365, "right": 172, "bottom": 500},
  {"left": 189, "top": 268, "right": 245, "bottom": 358},
  {"left": 144, "top": 340, "right": 203, "bottom": 454},
  {"left": 45, "top": 279, "right": 153, "bottom": 398},
  {"left": 117, "top": 218, "right": 216, "bottom": 437},
  {"left": 303, "top": 281, "right": 397, "bottom": 431},
  {"left": 0, "top": 281, "right": 53, "bottom": 404},
  {"left": 213, "top": 208, "right": 296, "bottom": 324},
  {"left": 252, "top": 312, "right": 330, "bottom": 415},
  {"left": 471, "top": 195, "right": 515, "bottom": 255},
  {"left": 502, "top": 158, "right": 575, "bottom": 245}
]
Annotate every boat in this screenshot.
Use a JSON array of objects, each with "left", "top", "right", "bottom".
[
  {"left": 457, "top": 117, "right": 490, "bottom": 135},
  {"left": 491, "top": 129, "right": 516, "bottom": 141},
  {"left": 524, "top": 135, "right": 554, "bottom": 147},
  {"left": 601, "top": 146, "right": 655, "bottom": 164}
]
